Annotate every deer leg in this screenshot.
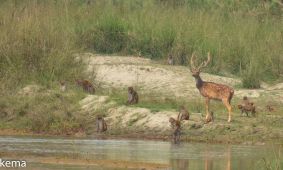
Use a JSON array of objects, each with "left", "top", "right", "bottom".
[
  {"left": 222, "top": 99, "right": 232, "bottom": 122},
  {"left": 205, "top": 97, "right": 210, "bottom": 122}
]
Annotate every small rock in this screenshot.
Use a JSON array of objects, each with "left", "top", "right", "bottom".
[
  {"left": 254, "top": 142, "right": 265, "bottom": 146},
  {"left": 18, "top": 85, "right": 41, "bottom": 96}
]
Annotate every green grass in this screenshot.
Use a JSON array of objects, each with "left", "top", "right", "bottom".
[
  {"left": 106, "top": 88, "right": 234, "bottom": 115},
  {"left": 0, "top": 0, "right": 83, "bottom": 94},
  {"left": 0, "top": 85, "right": 87, "bottom": 134},
  {"left": 1, "top": 0, "right": 283, "bottom": 91},
  {"left": 0, "top": 0, "right": 283, "bottom": 137}
]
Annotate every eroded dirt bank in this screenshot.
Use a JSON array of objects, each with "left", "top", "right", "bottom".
[
  {"left": 76, "top": 54, "right": 283, "bottom": 144},
  {"left": 1, "top": 54, "right": 283, "bottom": 144}
]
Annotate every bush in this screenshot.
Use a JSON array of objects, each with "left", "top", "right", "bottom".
[
  {"left": 0, "top": 88, "right": 86, "bottom": 134},
  {"left": 0, "top": 0, "right": 83, "bottom": 92},
  {"left": 94, "top": 16, "right": 129, "bottom": 53},
  {"left": 242, "top": 71, "right": 261, "bottom": 89}
]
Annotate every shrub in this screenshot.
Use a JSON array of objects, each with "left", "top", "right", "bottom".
[
  {"left": 242, "top": 71, "right": 261, "bottom": 89},
  {"left": 93, "top": 16, "right": 129, "bottom": 53}
]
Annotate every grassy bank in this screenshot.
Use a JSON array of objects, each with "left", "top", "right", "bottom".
[
  {"left": 0, "top": 85, "right": 88, "bottom": 135},
  {"left": 0, "top": 0, "right": 283, "bottom": 142},
  {"left": 0, "top": 0, "right": 283, "bottom": 90}
]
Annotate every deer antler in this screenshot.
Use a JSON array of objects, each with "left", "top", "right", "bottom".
[
  {"left": 197, "top": 52, "right": 211, "bottom": 71},
  {"left": 190, "top": 52, "right": 197, "bottom": 70}
]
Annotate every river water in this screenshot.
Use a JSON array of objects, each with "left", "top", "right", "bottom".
[{"left": 0, "top": 136, "right": 281, "bottom": 170}]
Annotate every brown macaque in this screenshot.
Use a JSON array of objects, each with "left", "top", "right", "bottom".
[
  {"left": 167, "top": 54, "right": 174, "bottom": 65},
  {"left": 127, "top": 87, "right": 139, "bottom": 104},
  {"left": 178, "top": 106, "right": 190, "bottom": 121},
  {"left": 243, "top": 96, "right": 250, "bottom": 105},
  {"left": 238, "top": 96, "right": 256, "bottom": 117},
  {"left": 76, "top": 79, "right": 95, "bottom": 94},
  {"left": 59, "top": 81, "right": 66, "bottom": 92},
  {"left": 169, "top": 117, "right": 181, "bottom": 144},
  {"left": 95, "top": 116, "right": 107, "bottom": 133},
  {"left": 169, "top": 106, "right": 191, "bottom": 143}
]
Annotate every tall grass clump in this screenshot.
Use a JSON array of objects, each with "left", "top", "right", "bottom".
[
  {"left": 242, "top": 72, "right": 261, "bottom": 89},
  {"left": 0, "top": 1, "right": 82, "bottom": 94},
  {"left": 75, "top": 0, "right": 283, "bottom": 87},
  {"left": 91, "top": 15, "right": 130, "bottom": 53},
  {"left": 1, "top": 0, "right": 283, "bottom": 92},
  {"left": 0, "top": 88, "right": 86, "bottom": 134}
]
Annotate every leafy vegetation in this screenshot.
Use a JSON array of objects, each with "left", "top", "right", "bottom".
[
  {"left": 1, "top": 0, "right": 283, "bottom": 90},
  {"left": 0, "top": 0, "right": 283, "bottom": 136},
  {"left": 0, "top": 86, "right": 86, "bottom": 134}
]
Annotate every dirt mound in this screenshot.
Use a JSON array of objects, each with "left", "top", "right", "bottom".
[
  {"left": 77, "top": 53, "right": 283, "bottom": 103},
  {"left": 83, "top": 54, "right": 241, "bottom": 99},
  {"left": 78, "top": 94, "right": 208, "bottom": 133},
  {"left": 78, "top": 94, "right": 176, "bottom": 131},
  {"left": 75, "top": 54, "right": 283, "bottom": 143}
]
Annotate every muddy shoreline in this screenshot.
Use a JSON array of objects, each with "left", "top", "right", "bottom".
[{"left": 0, "top": 128, "right": 281, "bottom": 146}]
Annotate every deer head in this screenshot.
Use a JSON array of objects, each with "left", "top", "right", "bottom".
[{"left": 190, "top": 52, "right": 211, "bottom": 78}]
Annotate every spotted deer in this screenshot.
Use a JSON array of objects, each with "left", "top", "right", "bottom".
[{"left": 190, "top": 52, "right": 234, "bottom": 122}]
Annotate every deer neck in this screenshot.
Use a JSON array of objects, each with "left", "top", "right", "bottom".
[{"left": 194, "top": 76, "right": 203, "bottom": 89}]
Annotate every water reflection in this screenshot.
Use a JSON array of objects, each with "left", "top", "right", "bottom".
[
  {"left": 170, "top": 159, "right": 189, "bottom": 170},
  {"left": 226, "top": 146, "right": 231, "bottom": 170},
  {"left": 170, "top": 145, "right": 233, "bottom": 170},
  {"left": 203, "top": 144, "right": 212, "bottom": 170},
  {"left": 0, "top": 136, "right": 281, "bottom": 170}
]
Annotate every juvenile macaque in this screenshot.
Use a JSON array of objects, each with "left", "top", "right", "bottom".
[
  {"left": 59, "top": 81, "right": 66, "bottom": 92},
  {"left": 243, "top": 96, "right": 250, "bottom": 105},
  {"left": 127, "top": 87, "right": 139, "bottom": 104},
  {"left": 169, "top": 106, "right": 191, "bottom": 144},
  {"left": 95, "top": 116, "right": 107, "bottom": 133},
  {"left": 76, "top": 79, "right": 95, "bottom": 94},
  {"left": 178, "top": 106, "right": 190, "bottom": 121},
  {"left": 167, "top": 54, "right": 174, "bottom": 65},
  {"left": 238, "top": 96, "right": 256, "bottom": 117},
  {"left": 169, "top": 117, "right": 181, "bottom": 144}
]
